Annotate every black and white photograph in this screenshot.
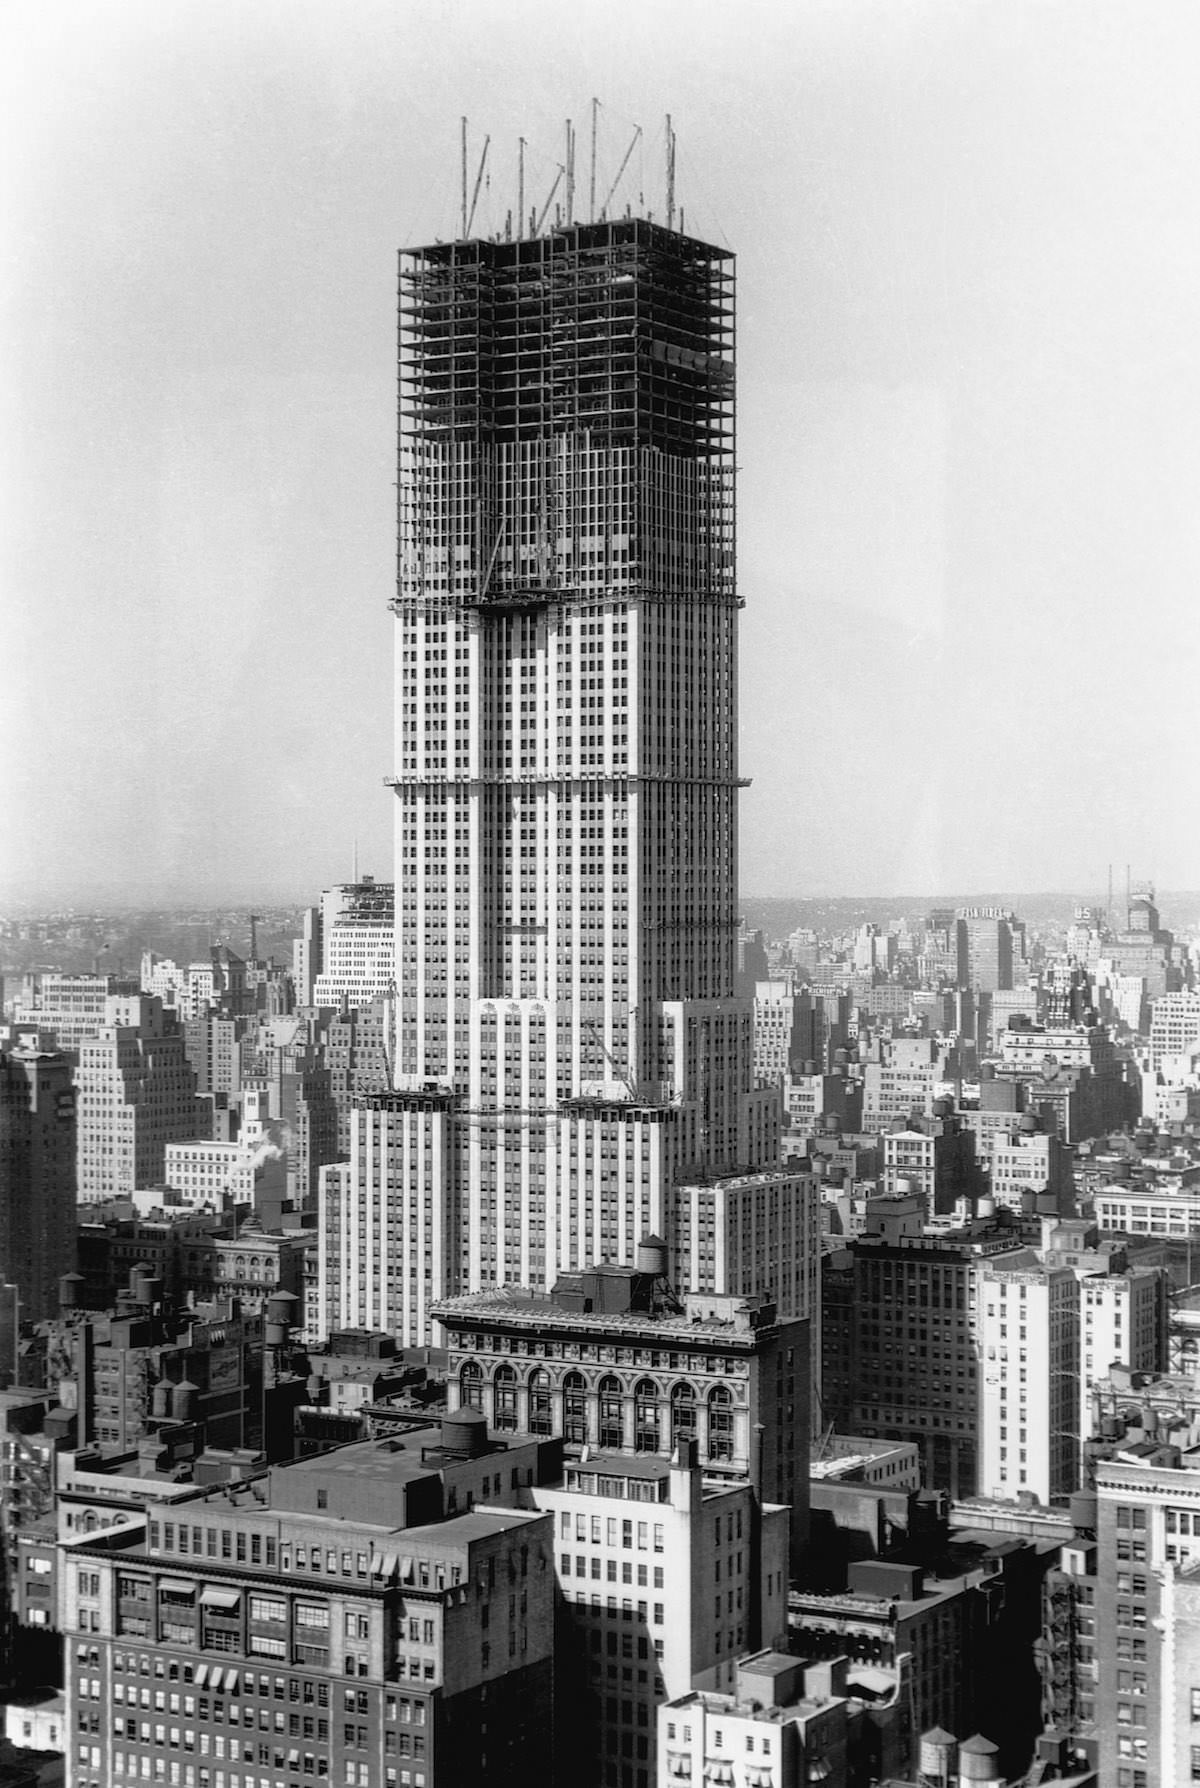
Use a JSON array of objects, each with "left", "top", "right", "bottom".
[{"left": 3, "top": 4, "right": 1200, "bottom": 1786}]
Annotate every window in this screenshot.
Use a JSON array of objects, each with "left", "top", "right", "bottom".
[
  {"left": 598, "top": 1376, "right": 623, "bottom": 1450},
  {"left": 494, "top": 1365, "right": 518, "bottom": 1432},
  {"left": 708, "top": 1386, "right": 734, "bottom": 1463},
  {"left": 249, "top": 1597, "right": 287, "bottom": 1624},
  {"left": 528, "top": 1369, "right": 553, "bottom": 1436},
  {"left": 564, "top": 1371, "right": 588, "bottom": 1444}
]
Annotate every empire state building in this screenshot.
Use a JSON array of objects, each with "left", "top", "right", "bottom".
[{"left": 320, "top": 211, "right": 779, "bottom": 1342}]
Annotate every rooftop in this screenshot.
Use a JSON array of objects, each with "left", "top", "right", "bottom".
[{"left": 433, "top": 1284, "right": 776, "bottom": 1340}]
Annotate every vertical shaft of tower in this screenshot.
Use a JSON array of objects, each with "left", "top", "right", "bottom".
[{"left": 389, "top": 209, "right": 773, "bottom": 1317}]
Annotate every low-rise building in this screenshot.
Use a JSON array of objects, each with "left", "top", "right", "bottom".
[
  {"left": 531, "top": 1442, "right": 790, "bottom": 1788},
  {"left": 660, "top": 1653, "right": 855, "bottom": 1788},
  {"left": 61, "top": 1419, "right": 556, "bottom": 1788},
  {"left": 434, "top": 1247, "right": 811, "bottom": 1560}
]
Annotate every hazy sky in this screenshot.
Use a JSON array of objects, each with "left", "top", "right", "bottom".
[{"left": 4, "top": 0, "right": 1199, "bottom": 906}]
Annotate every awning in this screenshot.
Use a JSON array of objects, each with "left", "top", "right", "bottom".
[
  {"left": 194, "top": 1666, "right": 209, "bottom": 1688},
  {"left": 200, "top": 1587, "right": 241, "bottom": 1610},
  {"left": 208, "top": 1668, "right": 225, "bottom": 1692},
  {"left": 398, "top": 1556, "right": 415, "bottom": 1583},
  {"left": 158, "top": 1579, "right": 196, "bottom": 1598},
  {"left": 224, "top": 1670, "right": 239, "bottom": 1695}
]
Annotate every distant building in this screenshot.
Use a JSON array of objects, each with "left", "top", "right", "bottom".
[
  {"left": 0, "top": 1046, "right": 77, "bottom": 1324},
  {"left": 1148, "top": 989, "right": 1200, "bottom": 1070},
  {"left": 669, "top": 1168, "right": 820, "bottom": 1328},
  {"left": 821, "top": 1209, "right": 1025, "bottom": 1498},
  {"left": 292, "top": 903, "right": 322, "bottom": 1007},
  {"left": 181, "top": 1011, "right": 249, "bottom": 1101},
  {"left": 311, "top": 878, "right": 395, "bottom": 1009},
  {"left": 985, "top": 1115, "right": 1073, "bottom": 1214},
  {"left": 977, "top": 1250, "right": 1079, "bottom": 1504},
  {"left": 140, "top": 948, "right": 247, "bottom": 1020},
  {"left": 75, "top": 995, "right": 203, "bottom": 1204},
  {"left": 995, "top": 1019, "right": 1135, "bottom": 1143},
  {"left": 319, "top": 1090, "right": 454, "bottom": 1349},
  {"left": 861, "top": 1036, "right": 944, "bottom": 1133},
  {"left": 323, "top": 999, "right": 393, "bottom": 1155},
  {"left": 957, "top": 909, "right": 1017, "bottom": 993},
  {"left": 880, "top": 1111, "right": 976, "bottom": 1219},
  {"left": 12, "top": 972, "right": 140, "bottom": 1054}
]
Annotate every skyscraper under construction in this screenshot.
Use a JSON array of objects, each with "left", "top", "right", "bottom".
[{"left": 321, "top": 207, "right": 779, "bottom": 1341}]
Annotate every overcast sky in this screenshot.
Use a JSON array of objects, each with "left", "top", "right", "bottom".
[{"left": 3, "top": 0, "right": 1198, "bottom": 907}]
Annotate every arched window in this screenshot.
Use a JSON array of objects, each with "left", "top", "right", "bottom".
[
  {"left": 494, "top": 1364, "right": 518, "bottom": 1432},
  {"left": 528, "top": 1368, "right": 552, "bottom": 1436},
  {"left": 708, "top": 1384, "right": 734, "bottom": 1463},
  {"left": 563, "top": 1370, "right": 588, "bottom": 1444},
  {"left": 598, "top": 1375, "right": 624, "bottom": 1450},
  {"left": 459, "top": 1360, "right": 483, "bottom": 1411},
  {"left": 634, "top": 1379, "right": 660, "bottom": 1453},
  {"left": 670, "top": 1381, "right": 697, "bottom": 1446}
]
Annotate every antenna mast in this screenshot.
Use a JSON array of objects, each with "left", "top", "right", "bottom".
[
  {"left": 565, "top": 118, "right": 575, "bottom": 223},
  {"left": 460, "top": 116, "right": 468, "bottom": 239}
]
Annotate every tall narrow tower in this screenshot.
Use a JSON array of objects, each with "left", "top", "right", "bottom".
[{"left": 375, "top": 214, "right": 776, "bottom": 1321}]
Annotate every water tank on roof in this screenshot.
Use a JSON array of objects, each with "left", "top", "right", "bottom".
[
  {"left": 58, "top": 1273, "right": 84, "bottom": 1310},
  {"left": 976, "top": 1195, "right": 996, "bottom": 1218},
  {"left": 441, "top": 1410, "right": 489, "bottom": 1459},
  {"left": 934, "top": 1096, "right": 954, "bottom": 1117},
  {"left": 1020, "top": 1111, "right": 1040, "bottom": 1133},
  {"left": 958, "top": 1735, "right": 1001, "bottom": 1783},
  {"left": 129, "top": 1265, "right": 156, "bottom": 1306},
  {"left": 919, "top": 1728, "right": 958, "bottom": 1783},
  {"left": 636, "top": 1236, "right": 668, "bottom": 1278},
  {"left": 803, "top": 1059, "right": 817, "bottom": 1077},
  {"left": 1070, "top": 1491, "right": 1097, "bottom": 1533},
  {"left": 171, "top": 1379, "right": 198, "bottom": 1422},
  {"left": 265, "top": 1290, "right": 298, "bottom": 1348},
  {"left": 151, "top": 1382, "right": 171, "bottom": 1419}
]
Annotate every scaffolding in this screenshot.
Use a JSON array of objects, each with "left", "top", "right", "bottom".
[{"left": 397, "top": 218, "right": 735, "bottom": 613}]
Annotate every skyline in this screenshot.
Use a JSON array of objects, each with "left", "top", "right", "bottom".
[{"left": 5, "top": 0, "right": 1200, "bottom": 905}]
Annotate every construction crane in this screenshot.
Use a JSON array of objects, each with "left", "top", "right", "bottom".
[{"left": 582, "top": 1018, "right": 639, "bottom": 1104}]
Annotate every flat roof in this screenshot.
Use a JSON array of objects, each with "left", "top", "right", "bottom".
[
  {"left": 433, "top": 1289, "right": 775, "bottom": 1341},
  {"left": 564, "top": 1451, "right": 673, "bottom": 1482}
]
